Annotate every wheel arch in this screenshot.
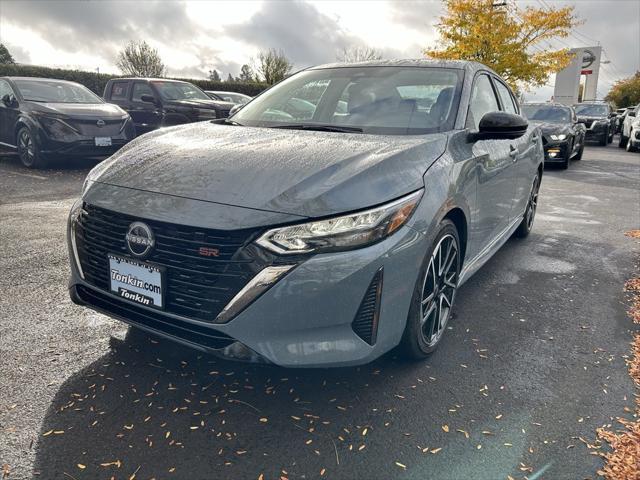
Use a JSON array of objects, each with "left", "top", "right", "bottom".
[{"left": 443, "top": 207, "right": 468, "bottom": 267}]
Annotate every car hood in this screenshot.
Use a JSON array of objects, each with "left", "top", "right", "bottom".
[
  {"left": 91, "top": 122, "right": 446, "bottom": 218},
  {"left": 164, "top": 98, "right": 235, "bottom": 110},
  {"left": 577, "top": 115, "right": 606, "bottom": 123},
  {"left": 529, "top": 121, "right": 570, "bottom": 135},
  {"left": 29, "top": 102, "right": 126, "bottom": 118}
]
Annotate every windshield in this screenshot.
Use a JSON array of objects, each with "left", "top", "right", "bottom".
[
  {"left": 522, "top": 105, "right": 571, "bottom": 123},
  {"left": 15, "top": 79, "right": 103, "bottom": 104},
  {"left": 574, "top": 104, "right": 609, "bottom": 116},
  {"left": 215, "top": 92, "right": 250, "bottom": 104},
  {"left": 232, "top": 66, "right": 463, "bottom": 135},
  {"left": 152, "top": 81, "right": 211, "bottom": 101}
]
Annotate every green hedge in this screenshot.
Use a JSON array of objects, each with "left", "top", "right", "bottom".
[{"left": 0, "top": 64, "right": 268, "bottom": 97}]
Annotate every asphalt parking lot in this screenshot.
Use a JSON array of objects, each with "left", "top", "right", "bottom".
[{"left": 1, "top": 142, "right": 639, "bottom": 480}]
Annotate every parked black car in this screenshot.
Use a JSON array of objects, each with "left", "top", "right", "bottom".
[
  {"left": 573, "top": 101, "right": 615, "bottom": 146},
  {"left": 103, "top": 78, "right": 235, "bottom": 135},
  {"left": 0, "top": 77, "right": 135, "bottom": 168},
  {"left": 522, "top": 103, "right": 586, "bottom": 169}
]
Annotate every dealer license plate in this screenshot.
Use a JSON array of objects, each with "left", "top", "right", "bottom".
[{"left": 108, "top": 254, "right": 164, "bottom": 308}]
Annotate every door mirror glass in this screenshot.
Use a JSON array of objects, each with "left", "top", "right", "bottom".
[
  {"left": 1, "top": 93, "right": 17, "bottom": 107},
  {"left": 474, "top": 111, "right": 528, "bottom": 140}
]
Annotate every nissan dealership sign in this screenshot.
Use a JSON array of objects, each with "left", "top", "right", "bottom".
[{"left": 553, "top": 46, "right": 602, "bottom": 105}]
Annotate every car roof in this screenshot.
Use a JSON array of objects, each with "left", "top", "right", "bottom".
[
  {"left": 310, "top": 59, "right": 497, "bottom": 75},
  {"left": 2, "top": 76, "right": 83, "bottom": 84},
  {"left": 523, "top": 102, "right": 570, "bottom": 107},
  {"left": 111, "top": 78, "right": 191, "bottom": 83},
  {"left": 206, "top": 90, "right": 248, "bottom": 95}
]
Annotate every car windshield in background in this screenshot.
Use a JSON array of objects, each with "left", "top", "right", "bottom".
[
  {"left": 14, "top": 80, "right": 103, "bottom": 104},
  {"left": 232, "top": 66, "right": 463, "bottom": 135},
  {"left": 152, "top": 81, "right": 211, "bottom": 101},
  {"left": 574, "top": 104, "right": 609, "bottom": 116},
  {"left": 522, "top": 105, "right": 571, "bottom": 123},
  {"left": 216, "top": 92, "right": 250, "bottom": 104}
]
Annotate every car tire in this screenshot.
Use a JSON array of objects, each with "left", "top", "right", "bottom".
[
  {"left": 608, "top": 129, "right": 614, "bottom": 143},
  {"left": 627, "top": 133, "right": 636, "bottom": 152},
  {"left": 514, "top": 173, "right": 540, "bottom": 239},
  {"left": 619, "top": 134, "right": 628, "bottom": 148},
  {"left": 599, "top": 131, "right": 608, "bottom": 146},
  {"left": 16, "top": 126, "right": 47, "bottom": 168},
  {"left": 574, "top": 142, "right": 584, "bottom": 161},
  {"left": 400, "top": 220, "right": 460, "bottom": 359},
  {"left": 559, "top": 150, "right": 570, "bottom": 169}
]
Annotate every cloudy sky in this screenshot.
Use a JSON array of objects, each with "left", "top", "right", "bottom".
[{"left": 1, "top": 0, "right": 638, "bottom": 101}]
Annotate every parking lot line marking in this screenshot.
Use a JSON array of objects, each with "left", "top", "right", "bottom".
[{"left": 3, "top": 170, "right": 48, "bottom": 180}]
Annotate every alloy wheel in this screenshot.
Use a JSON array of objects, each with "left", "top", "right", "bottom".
[
  {"left": 525, "top": 176, "right": 539, "bottom": 230},
  {"left": 420, "top": 234, "right": 459, "bottom": 347},
  {"left": 17, "top": 129, "right": 35, "bottom": 166}
]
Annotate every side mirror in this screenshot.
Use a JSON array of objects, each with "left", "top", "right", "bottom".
[
  {"left": 628, "top": 111, "right": 636, "bottom": 118},
  {"left": 140, "top": 94, "right": 157, "bottom": 104},
  {"left": 2, "top": 94, "right": 17, "bottom": 108},
  {"left": 609, "top": 112, "right": 617, "bottom": 118},
  {"left": 472, "top": 112, "right": 528, "bottom": 141},
  {"left": 228, "top": 104, "right": 243, "bottom": 116}
]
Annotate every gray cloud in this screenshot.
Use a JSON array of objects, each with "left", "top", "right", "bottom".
[{"left": 225, "top": 0, "right": 361, "bottom": 68}]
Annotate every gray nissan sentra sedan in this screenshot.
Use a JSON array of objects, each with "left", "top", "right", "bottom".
[{"left": 67, "top": 60, "right": 544, "bottom": 367}]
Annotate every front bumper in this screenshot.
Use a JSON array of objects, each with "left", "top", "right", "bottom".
[
  {"left": 67, "top": 200, "right": 427, "bottom": 368},
  {"left": 542, "top": 140, "right": 569, "bottom": 163},
  {"left": 37, "top": 119, "right": 135, "bottom": 158},
  {"left": 42, "top": 139, "right": 130, "bottom": 158},
  {"left": 583, "top": 122, "right": 609, "bottom": 139}
]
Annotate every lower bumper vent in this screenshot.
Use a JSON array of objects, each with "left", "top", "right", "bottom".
[{"left": 351, "top": 268, "right": 383, "bottom": 345}]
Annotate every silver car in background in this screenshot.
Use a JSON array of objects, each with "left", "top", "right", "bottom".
[{"left": 68, "top": 60, "right": 543, "bottom": 367}]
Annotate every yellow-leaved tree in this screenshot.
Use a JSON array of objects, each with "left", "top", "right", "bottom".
[{"left": 425, "top": 0, "right": 581, "bottom": 91}]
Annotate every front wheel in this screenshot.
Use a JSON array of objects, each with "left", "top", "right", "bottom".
[
  {"left": 400, "top": 220, "right": 460, "bottom": 359},
  {"left": 619, "top": 134, "right": 628, "bottom": 148},
  {"left": 17, "top": 126, "right": 48, "bottom": 168},
  {"left": 574, "top": 142, "right": 584, "bottom": 161},
  {"left": 627, "top": 133, "right": 637, "bottom": 152},
  {"left": 514, "top": 173, "right": 540, "bottom": 238},
  {"left": 599, "top": 131, "right": 608, "bottom": 146}
]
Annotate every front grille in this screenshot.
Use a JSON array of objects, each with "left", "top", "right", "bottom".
[
  {"left": 75, "top": 285, "right": 235, "bottom": 350},
  {"left": 75, "top": 204, "right": 263, "bottom": 322},
  {"left": 70, "top": 118, "right": 125, "bottom": 136},
  {"left": 352, "top": 268, "right": 384, "bottom": 345}
]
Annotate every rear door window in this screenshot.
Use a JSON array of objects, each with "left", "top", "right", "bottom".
[{"left": 110, "top": 81, "right": 129, "bottom": 101}]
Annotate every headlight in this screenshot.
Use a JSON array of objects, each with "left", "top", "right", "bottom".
[
  {"left": 34, "top": 112, "right": 80, "bottom": 139},
  {"left": 256, "top": 190, "right": 423, "bottom": 255},
  {"left": 549, "top": 134, "right": 567, "bottom": 141},
  {"left": 195, "top": 108, "right": 217, "bottom": 119}
]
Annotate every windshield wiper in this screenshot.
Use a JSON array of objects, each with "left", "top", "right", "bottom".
[
  {"left": 270, "top": 124, "right": 363, "bottom": 133},
  {"left": 215, "top": 118, "right": 244, "bottom": 126}
]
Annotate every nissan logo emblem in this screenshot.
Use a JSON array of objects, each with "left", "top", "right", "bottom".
[
  {"left": 96, "top": 119, "right": 106, "bottom": 127},
  {"left": 125, "top": 222, "right": 155, "bottom": 257}
]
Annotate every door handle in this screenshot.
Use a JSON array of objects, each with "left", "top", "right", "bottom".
[
  {"left": 531, "top": 134, "right": 538, "bottom": 143},
  {"left": 509, "top": 145, "right": 518, "bottom": 161}
]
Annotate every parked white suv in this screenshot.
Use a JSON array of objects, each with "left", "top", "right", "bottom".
[{"left": 620, "top": 103, "right": 640, "bottom": 152}]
